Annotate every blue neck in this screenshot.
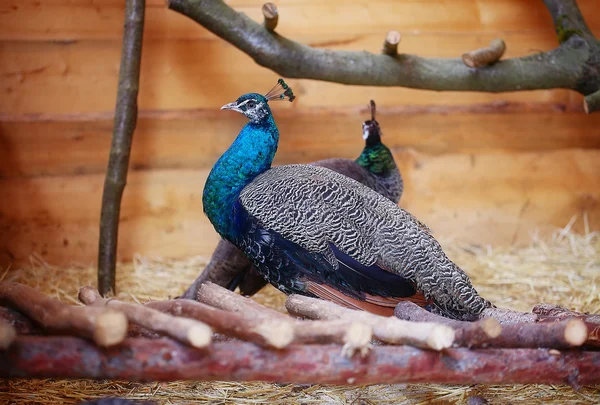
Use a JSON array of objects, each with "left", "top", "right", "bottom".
[{"left": 203, "top": 115, "right": 279, "bottom": 237}]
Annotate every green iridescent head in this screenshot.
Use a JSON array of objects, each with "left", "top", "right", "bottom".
[{"left": 221, "top": 79, "right": 295, "bottom": 123}]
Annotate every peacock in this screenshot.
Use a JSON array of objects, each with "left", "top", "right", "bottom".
[
  {"left": 202, "top": 79, "right": 492, "bottom": 320},
  {"left": 182, "top": 99, "right": 403, "bottom": 299}
]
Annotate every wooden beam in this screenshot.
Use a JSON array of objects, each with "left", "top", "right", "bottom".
[{"left": 0, "top": 149, "right": 599, "bottom": 267}]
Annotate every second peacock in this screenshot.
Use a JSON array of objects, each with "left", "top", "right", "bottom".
[{"left": 202, "top": 79, "right": 493, "bottom": 321}]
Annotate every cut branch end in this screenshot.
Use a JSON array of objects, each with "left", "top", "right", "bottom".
[
  {"left": 382, "top": 30, "right": 401, "bottom": 56},
  {"left": 462, "top": 38, "right": 506, "bottom": 68},
  {"left": 262, "top": 3, "right": 279, "bottom": 32},
  {"left": 93, "top": 311, "right": 129, "bottom": 346},
  {"left": 564, "top": 318, "right": 588, "bottom": 346}
]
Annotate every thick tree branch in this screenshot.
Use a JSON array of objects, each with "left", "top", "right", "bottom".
[
  {"left": 4, "top": 337, "right": 600, "bottom": 385},
  {"left": 79, "top": 287, "right": 212, "bottom": 348},
  {"left": 167, "top": 0, "right": 600, "bottom": 103},
  {"left": 0, "top": 282, "right": 127, "bottom": 346},
  {"left": 98, "top": 0, "right": 145, "bottom": 296}
]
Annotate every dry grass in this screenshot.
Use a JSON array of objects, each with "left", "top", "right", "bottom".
[{"left": 1, "top": 220, "right": 600, "bottom": 404}]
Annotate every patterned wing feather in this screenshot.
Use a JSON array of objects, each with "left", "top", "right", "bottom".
[{"left": 240, "top": 164, "right": 491, "bottom": 320}]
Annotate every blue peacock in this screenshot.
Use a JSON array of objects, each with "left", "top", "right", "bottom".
[
  {"left": 183, "top": 99, "right": 403, "bottom": 299},
  {"left": 203, "top": 79, "right": 492, "bottom": 320}
]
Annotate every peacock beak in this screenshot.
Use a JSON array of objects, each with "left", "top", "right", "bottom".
[{"left": 221, "top": 102, "right": 241, "bottom": 112}]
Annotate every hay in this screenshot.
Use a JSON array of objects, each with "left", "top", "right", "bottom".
[{"left": 1, "top": 222, "right": 600, "bottom": 404}]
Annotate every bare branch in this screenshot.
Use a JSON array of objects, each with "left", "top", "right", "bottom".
[
  {"left": 0, "top": 282, "right": 127, "bottom": 347},
  {"left": 462, "top": 39, "right": 506, "bottom": 68},
  {"left": 533, "top": 303, "right": 600, "bottom": 323},
  {"left": 98, "top": 0, "right": 145, "bottom": 296},
  {"left": 480, "top": 307, "right": 538, "bottom": 324},
  {"left": 382, "top": 31, "right": 401, "bottom": 56},
  {"left": 79, "top": 287, "right": 212, "bottom": 348},
  {"left": 197, "top": 282, "right": 372, "bottom": 355},
  {"left": 286, "top": 294, "right": 455, "bottom": 350},
  {"left": 262, "top": 3, "right": 278, "bottom": 32},
  {"left": 4, "top": 337, "right": 600, "bottom": 385},
  {"left": 145, "top": 299, "right": 294, "bottom": 349},
  {"left": 166, "top": 0, "right": 600, "bottom": 102}
]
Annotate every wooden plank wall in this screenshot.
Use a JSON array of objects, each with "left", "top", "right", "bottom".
[{"left": 1, "top": 0, "right": 600, "bottom": 268}]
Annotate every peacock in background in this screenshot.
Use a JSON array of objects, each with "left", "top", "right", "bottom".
[
  {"left": 182, "top": 99, "right": 403, "bottom": 299},
  {"left": 202, "top": 79, "right": 492, "bottom": 320}
]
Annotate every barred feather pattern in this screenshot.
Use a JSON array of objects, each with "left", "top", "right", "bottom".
[{"left": 240, "top": 164, "right": 491, "bottom": 320}]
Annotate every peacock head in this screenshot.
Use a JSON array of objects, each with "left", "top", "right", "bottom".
[
  {"left": 221, "top": 79, "right": 295, "bottom": 123},
  {"left": 362, "top": 100, "right": 382, "bottom": 147}
]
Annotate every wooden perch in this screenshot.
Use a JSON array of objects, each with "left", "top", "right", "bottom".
[
  {"left": 4, "top": 336, "right": 600, "bottom": 385},
  {"left": 78, "top": 287, "right": 212, "bottom": 348},
  {"left": 382, "top": 31, "right": 401, "bottom": 56},
  {"left": 462, "top": 39, "right": 506, "bottom": 68},
  {"left": 97, "top": 0, "right": 146, "bottom": 296},
  {"left": 197, "top": 282, "right": 372, "bottom": 356},
  {"left": 145, "top": 299, "right": 293, "bottom": 349},
  {"left": 167, "top": 0, "right": 600, "bottom": 109},
  {"left": 0, "top": 282, "right": 127, "bottom": 346},
  {"left": 533, "top": 303, "right": 600, "bottom": 323},
  {"left": 262, "top": 3, "right": 278, "bottom": 32},
  {"left": 286, "top": 294, "right": 455, "bottom": 350},
  {"left": 0, "top": 318, "right": 16, "bottom": 350},
  {"left": 395, "top": 301, "right": 587, "bottom": 349}
]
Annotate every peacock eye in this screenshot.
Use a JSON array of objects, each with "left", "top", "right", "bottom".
[{"left": 246, "top": 100, "right": 256, "bottom": 108}]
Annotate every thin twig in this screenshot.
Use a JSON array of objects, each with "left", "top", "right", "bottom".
[
  {"left": 462, "top": 39, "right": 506, "bottom": 68},
  {"left": 382, "top": 31, "right": 401, "bottom": 56},
  {"left": 262, "top": 3, "right": 278, "bottom": 32},
  {"left": 98, "top": 0, "right": 146, "bottom": 296}
]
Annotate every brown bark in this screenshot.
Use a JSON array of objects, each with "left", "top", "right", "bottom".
[
  {"left": 144, "top": 299, "right": 294, "bottom": 349},
  {"left": 382, "top": 31, "right": 401, "bottom": 56},
  {"left": 480, "top": 307, "right": 538, "bottom": 324},
  {"left": 532, "top": 303, "right": 600, "bottom": 323},
  {"left": 262, "top": 3, "right": 278, "bottom": 32},
  {"left": 286, "top": 294, "right": 455, "bottom": 350},
  {"left": 198, "top": 282, "right": 372, "bottom": 355},
  {"left": 79, "top": 287, "right": 212, "bottom": 348},
  {"left": 0, "top": 282, "right": 127, "bottom": 346},
  {"left": 97, "top": 0, "right": 145, "bottom": 295},
  {"left": 462, "top": 39, "right": 506, "bottom": 68},
  {"left": 3, "top": 336, "right": 600, "bottom": 385}
]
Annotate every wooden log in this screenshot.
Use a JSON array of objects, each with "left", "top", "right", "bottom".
[
  {"left": 3, "top": 336, "right": 600, "bottom": 385},
  {"left": 197, "top": 283, "right": 372, "bottom": 355},
  {"left": 480, "top": 307, "right": 538, "bottom": 324},
  {"left": 0, "top": 282, "right": 127, "bottom": 346},
  {"left": 286, "top": 294, "right": 455, "bottom": 350},
  {"left": 395, "top": 301, "right": 587, "bottom": 348},
  {"left": 145, "top": 299, "right": 294, "bottom": 349},
  {"left": 532, "top": 303, "right": 600, "bottom": 323},
  {"left": 78, "top": 287, "right": 212, "bottom": 348}
]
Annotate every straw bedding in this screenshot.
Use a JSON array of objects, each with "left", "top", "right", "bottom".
[{"left": 1, "top": 221, "right": 599, "bottom": 404}]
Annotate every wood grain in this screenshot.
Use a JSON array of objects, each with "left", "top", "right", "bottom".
[
  {"left": 0, "top": 33, "right": 578, "bottom": 115},
  {"left": 1, "top": 107, "right": 600, "bottom": 178},
  {"left": 1, "top": 1, "right": 599, "bottom": 41},
  {"left": 1, "top": 149, "right": 598, "bottom": 267}
]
